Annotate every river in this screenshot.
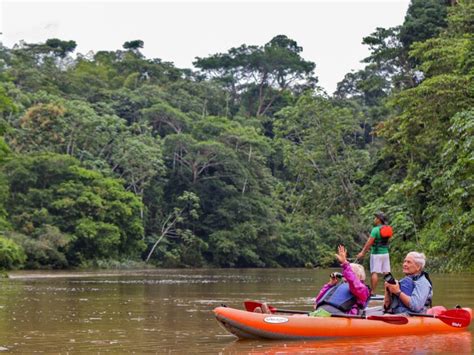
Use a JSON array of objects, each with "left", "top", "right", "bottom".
[{"left": 0, "top": 268, "right": 473, "bottom": 353}]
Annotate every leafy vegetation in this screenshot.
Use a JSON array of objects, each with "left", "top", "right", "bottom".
[{"left": 0, "top": 0, "right": 471, "bottom": 270}]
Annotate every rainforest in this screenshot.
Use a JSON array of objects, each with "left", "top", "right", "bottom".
[{"left": 0, "top": 0, "right": 472, "bottom": 271}]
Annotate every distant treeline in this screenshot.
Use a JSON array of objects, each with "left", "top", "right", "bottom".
[{"left": 0, "top": 0, "right": 472, "bottom": 271}]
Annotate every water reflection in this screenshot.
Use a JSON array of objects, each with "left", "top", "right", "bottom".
[{"left": 227, "top": 332, "right": 472, "bottom": 354}]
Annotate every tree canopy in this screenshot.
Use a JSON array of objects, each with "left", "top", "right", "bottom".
[{"left": 0, "top": 0, "right": 471, "bottom": 271}]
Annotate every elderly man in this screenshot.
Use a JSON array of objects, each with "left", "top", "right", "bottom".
[{"left": 384, "top": 251, "right": 433, "bottom": 314}]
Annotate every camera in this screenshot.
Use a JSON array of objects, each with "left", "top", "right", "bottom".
[
  {"left": 330, "top": 272, "right": 343, "bottom": 279},
  {"left": 384, "top": 272, "right": 397, "bottom": 285}
]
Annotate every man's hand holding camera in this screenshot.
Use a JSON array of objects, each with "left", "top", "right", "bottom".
[
  {"left": 385, "top": 280, "right": 401, "bottom": 295},
  {"left": 384, "top": 273, "right": 401, "bottom": 296}
]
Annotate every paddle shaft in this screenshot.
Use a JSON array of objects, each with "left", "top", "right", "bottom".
[
  {"left": 408, "top": 313, "right": 438, "bottom": 317},
  {"left": 244, "top": 301, "right": 408, "bottom": 324},
  {"left": 269, "top": 309, "right": 308, "bottom": 314},
  {"left": 251, "top": 307, "right": 386, "bottom": 319},
  {"left": 265, "top": 310, "right": 382, "bottom": 319},
  {"left": 268, "top": 308, "right": 407, "bottom": 324}
]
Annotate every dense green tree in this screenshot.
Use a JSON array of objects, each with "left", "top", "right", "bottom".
[
  {"left": 123, "top": 40, "right": 144, "bottom": 52},
  {"left": 352, "top": 1, "right": 450, "bottom": 94},
  {"left": 142, "top": 101, "right": 191, "bottom": 136},
  {"left": 194, "top": 35, "right": 316, "bottom": 116},
  {"left": 0, "top": 236, "right": 26, "bottom": 269},
  {"left": 399, "top": 0, "right": 449, "bottom": 50},
  {"left": 44, "top": 38, "right": 77, "bottom": 58},
  {"left": 2, "top": 153, "right": 145, "bottom": 266},
  {"left": 0, "top": 0, "right": 470, "bottom": 271},
  {"left": 145, "top": 114, "right": 277, "bottom": 267},
  {"left": 420, "top": 110, "right": 473, "bottom": 270},
  {"left": 335, "top": 64, "right": 391, "bottom": 106},
  {"left": 367, "top": 0, "right": 474, "bottom": 269},
  {"left": 145, "top": 191, "right": 201, "bottom": 264},
  {"left": 273, "top": 93, "right": 371, "bottom": 262},
  {"left": 6, "top": 226, "right": 71, "bottom": 269},
  {"left": 110, "top": 129, "right": 163, "bottom": 222},
  {"left": 275, "top": 94, "right": 367, "bottom": 214},
  {"left": 0, "top": 85, "right": 18, "bottom": 119}
]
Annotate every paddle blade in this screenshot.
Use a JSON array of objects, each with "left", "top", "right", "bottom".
[
  {"left": 367, "top": 315, "right": 408, "bottom": 325},
  {"left": 243, "top": 300, "right": 276, "bottom": 313},
  {"left": 244, "top": 300, "right": 260, "bottom": 312},
  {"left": 438, "top": 309, "right": 471, "bottom": 328}
]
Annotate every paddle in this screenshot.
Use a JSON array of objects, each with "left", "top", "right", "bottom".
[
  {"left": 244, "top": 301, "right": 408, "bottom": 325},
  {"left": 408, "top": 309, "right": 471, "bottom": 328}
]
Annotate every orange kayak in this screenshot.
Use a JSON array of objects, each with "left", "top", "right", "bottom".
[{"left": 214, "top": 306, "right": 472, "bottom": 340}]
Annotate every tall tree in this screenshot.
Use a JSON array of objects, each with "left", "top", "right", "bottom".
[
  {"left": 194, "top": 35, "right": 317, "bottom": 116},
  {"left": 399, "top": 0, "right": 449, "bottom": 50}
]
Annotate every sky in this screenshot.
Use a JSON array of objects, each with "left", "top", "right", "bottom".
[{"left": 0, "top": 0, "right": 410, "bottom": 94}]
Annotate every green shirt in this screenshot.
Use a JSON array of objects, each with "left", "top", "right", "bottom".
[{"left": 370, "top": 225, "right": 389, "bottom": 255}]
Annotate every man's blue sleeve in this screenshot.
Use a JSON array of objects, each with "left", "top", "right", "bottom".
[{"left": 409, "top": 278, "right": 432, "bottom": 312}]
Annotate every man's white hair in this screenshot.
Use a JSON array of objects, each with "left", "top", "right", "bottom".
[
  {"left": 406, "top": 251, "right": 426, "bottom": 269},
  {"left": 350, "top": 263, "right": 366, "bottom": 281}
]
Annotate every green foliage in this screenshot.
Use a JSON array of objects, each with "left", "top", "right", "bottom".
[
  {"left": 364, "top": 1, "right": 474, "bottom": 270},
  {"left": 142, "top": 101, "right": 191, "bottom": 135},
  {"left": 275, "top": 216, "right": 335, "bottom": 268},
  {"left": 335, "top": 64, "right": 391, "bottom": 105},
  {"left": 275, "top": 94, "right": 367, "bottom": 216},
  {"left": 0, "top": 236, "right": 26, "bottom": 269},
  {"left": 44, "top": 38, "right": 77, "bottom": 58},
  {"left": 0, "top": 172, "right": 11, "bottom": 230},
  {"left": 145, "top": 191, "right": 205, "bottom": 266},
  {"left": 209, "top": 223, "right": 265, "bottom": 267},
  {"left": 0, "top": 85, "right": 18, "bottom": 118},
  {"left": 75, "top": 219, "right": 121, "bottom": 259},
  {"left": 194, "top": 35, "right": 316, "bottom": 116},
  {"left": 123, "top": 40, "right": 144, "bottom": 51},
  {"left": 7, "top": 227, "right": 71, "bottom": 269},
  {"left": 110, "top": 130, "right": 163, "bottom": 195},
  {"left": 418, "top": 110, "right": 474, "bottom": 271},
  {"left": 0, "top": 2, "right": 470, "bottom": 271},
  {"left": 2, "top": 153, "right": 145, "bottom": 267},
  {"left": 399, "top": 0, "right": 449, "bottom": 49}
]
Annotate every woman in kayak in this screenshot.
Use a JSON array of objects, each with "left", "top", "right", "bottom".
[
  {"left": 313, "top": 245, "right": 371, "bottom": 315},
  {"left": 383, "top": 251, "right": 433, "bottom": 314}
]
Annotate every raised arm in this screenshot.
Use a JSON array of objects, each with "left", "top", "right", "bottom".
[{"left": 336, "top": 245, "right": 369, "bottom": 305}]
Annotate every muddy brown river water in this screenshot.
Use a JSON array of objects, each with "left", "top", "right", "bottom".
[{"left": 0, "top": 268, "right": 473, "bottom": 353}]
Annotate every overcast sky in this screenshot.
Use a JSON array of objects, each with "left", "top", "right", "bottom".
[{"left": 1, "top": 0, "right": 410, "bottom": 93}]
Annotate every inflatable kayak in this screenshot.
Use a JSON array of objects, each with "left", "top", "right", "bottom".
[{"left": 214, "top": 306, "right": 472, "bottom": 340}]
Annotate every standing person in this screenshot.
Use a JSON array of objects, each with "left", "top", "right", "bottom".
[{"left": 356, "top": 212, "right": 391, "bottom": 295}]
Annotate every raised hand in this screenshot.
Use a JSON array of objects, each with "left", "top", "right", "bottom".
[{"left": 335, "top": 244, "right": 347, "bottom": 264}]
